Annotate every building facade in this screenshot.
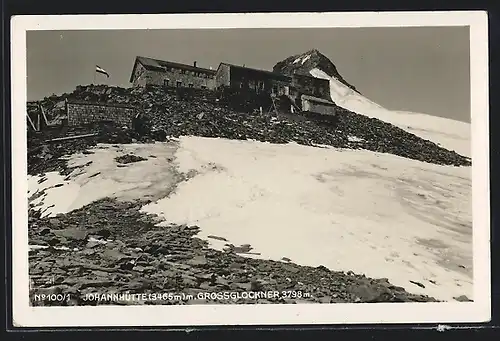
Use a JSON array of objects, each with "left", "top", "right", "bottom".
[
  {"left": 290, "top": 74, "right": 331, "bottom": 101},
  {"left": 130, "top": 56, "right": 217, "bottom": 89},
  {"left": 215, "top": 63, "right": 331, "bottom": 100},
  {"left": 300, "top": 95, "right": 337, "bottom": 116}
]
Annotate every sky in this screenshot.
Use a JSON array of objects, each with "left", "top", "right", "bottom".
[{"left": 27, "top": 27, "right": 470, "bottom": 122}]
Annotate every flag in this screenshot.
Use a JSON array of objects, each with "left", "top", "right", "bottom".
[{"left": 95, "top": 65, "right": 109, "bottom": 78}]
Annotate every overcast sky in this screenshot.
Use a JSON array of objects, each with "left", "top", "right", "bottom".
[{"left": 27, "top": 27, "right": 470, "bottom": 122}]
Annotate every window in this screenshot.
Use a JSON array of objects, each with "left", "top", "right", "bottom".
[
  {"left": 273, "top": 85, "right": 279, "bottom": 94},
  {"left": 164, "top": 79, "right": 169, "bottom": 87},
  {"left": 201, "top": 85, "right": 207, "bottom": 89},
  {"left": 176, "top": 81, "right": 182, "bottom": 87},
  {"left": 188, "top": 83, "right": 194, "bottom": 88}
]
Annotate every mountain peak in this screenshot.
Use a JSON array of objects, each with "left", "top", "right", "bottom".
[{"left": 273, "top": 49, "right": 358, "bottom": 93}]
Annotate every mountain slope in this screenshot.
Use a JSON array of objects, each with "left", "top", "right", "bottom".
[
  {"left": 28, "top": 84, "right": 471, "bottom": 174},
  {"left": 272, "top": 49, "right": 470, "bottom": 158},
  {"left": 28, "top": 136, "right": 472, "bottom": 302}
]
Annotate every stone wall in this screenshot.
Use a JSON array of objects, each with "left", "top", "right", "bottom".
[
  {"left": 66, "top": 101, "right": 137, "bottom": 128},
  {"left": 132, "top": 62, "right": 216, "bottom": 89}
]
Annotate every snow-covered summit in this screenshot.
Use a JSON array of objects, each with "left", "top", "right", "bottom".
[{"left": 273, "top": 49, "right": 359, "bottom": 93}]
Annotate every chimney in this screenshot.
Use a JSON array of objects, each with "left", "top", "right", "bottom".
[{"left": 193, "top": 61, "right": 197, "bottom": 67}]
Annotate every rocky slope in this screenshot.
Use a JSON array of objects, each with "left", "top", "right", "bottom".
[
  {"left": 273, "top": 48, "right": 359, "bottom": 93},
  {"left": 27, "top": 89, "right": 471, "bottom": 305},
  {"left": 29, "top": 197, "right": 438, "bottom": 306}
]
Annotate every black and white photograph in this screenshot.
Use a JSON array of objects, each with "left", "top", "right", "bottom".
[{"left": 11, "top": 12, "right": 490, "bottom": 327}]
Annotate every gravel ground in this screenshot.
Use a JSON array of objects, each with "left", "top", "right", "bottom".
[{"left": 28, "top": 198, "right": 438, "bottom": 306}]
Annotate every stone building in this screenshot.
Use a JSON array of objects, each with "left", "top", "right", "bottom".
[
  {"left": 214, "top": 63, "right": 293, "bottom": 111},
  {"left": 214, "top": 62, "right": 337, "bottom": 115},
  {"left": 129, "top": 56, "right": 217, "bottom": 89},
  {"left": 128, "top": 56, "right": 336, "bottom": 116},
  {"left": 215, "top": 63, "right": 292, "bottom": 96},
  {"left": 281, "top": 74, "right": 333, "bottom": 111}
]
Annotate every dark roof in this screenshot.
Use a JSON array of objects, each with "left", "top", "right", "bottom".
[
  {"left": 130, "top": 56, "right": 216, "bottom": 82},
  {"left": 218, "top": 62, "right": 292, "bottom": 82}
]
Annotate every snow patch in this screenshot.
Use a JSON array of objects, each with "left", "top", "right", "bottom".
[
  {"left": 28, "top": 137, "right": 472, "bottom": 302},
  {"left": 141, "top": 136, "right": 472, "bottom": 302},
  {"left": 29, "top": 245, "right": 78, "bottom": 251},
  {"left": 301, "top": 55, "right": 311, "bottom": 64},
  {"left": 293, "top": 57, "right": 302, "bottom": 64},
  {"left": 28, "top": 173, "right": 81, "bottom": 218},
  {"left": 348, "top": 136, "right": 364, "bottom": 143},
  {"left": 28, "top": 142, "right": 179, "bottom": 217}
]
